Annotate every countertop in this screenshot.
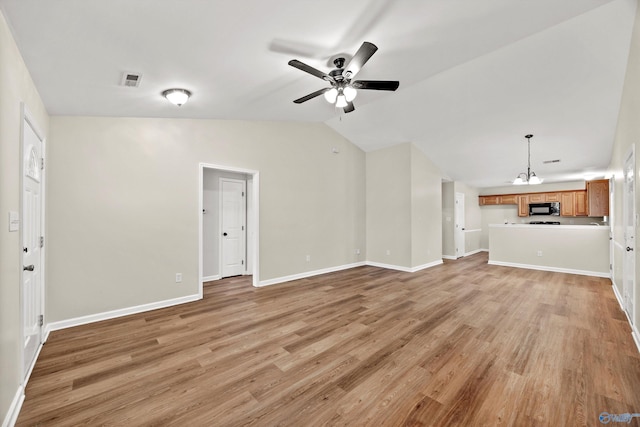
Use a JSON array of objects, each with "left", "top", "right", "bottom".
[{"left": 489, "top": 223, "right": 610, "bottom": 230}]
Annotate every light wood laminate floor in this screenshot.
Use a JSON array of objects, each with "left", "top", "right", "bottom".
[{"left": 17, "top": 253, "right": 640, "bottom": 426}]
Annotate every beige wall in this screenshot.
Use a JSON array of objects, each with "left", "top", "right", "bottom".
[
  {"left": 609, "top": 0, "right": 640, "bottom": 328},
  {"left": 489, "top": 225, "right": 610, "bottom": 275},
  {"left": 479, "top": 205, "right": 599, "bottom": 249},
  {"left": 366, "top": 144, "right": 412, "bottom": 266},
  {"left": 410, "top": 144, "right": 443, "bottom": 267},
  {"left": 366, "top": 143, "right": 443, "bottom": 268},
  {"left": 0, "top": 9, "right": 49, "bottom": 424},
  {"left": 46, "top": 117, "right": 366, "bottom": 322}
]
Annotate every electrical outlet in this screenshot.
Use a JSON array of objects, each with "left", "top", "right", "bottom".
[
  {"left": 386, "top": 249, "right": 391, "bottom": 256},
  {"left": 306, "top": 255, "right": 311, "bottom": 262},
  {"left": 355, "top": 249, "right": 360, "bottom": 255},
  {"left": 537, "top": 251, "right": 543, "bottom": 257},
  {"left": 175, "top": 273, "right": 182, "bottom": 283}
]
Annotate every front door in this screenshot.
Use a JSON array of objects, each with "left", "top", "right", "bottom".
[
  {"left": 220, "top": 178, "right": 246, "bottom": 278},
  {"left": 22, "top": 116, "right": 44, "bottom": 378},
  {"left": 623, "top": 147, "right": 636, "bottom": 323}
]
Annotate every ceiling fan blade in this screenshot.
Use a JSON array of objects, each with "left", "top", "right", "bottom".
[
  {"left": 352, "top": 80, "right": 399, "bottom": 91},
  {"left": 344, "top": 102, "right": 355, "bottom": 113},
  {"left": 293, "top": 88, "right": 330, "bottom": 104},
  {"left": 343, "top": 42, "right": 378, "bottom": 80},
  {"left": 288, "top": 60, "right": 333, "bottom": 82}
]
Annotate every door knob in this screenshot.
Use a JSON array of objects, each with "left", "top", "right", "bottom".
[
  {"left": 223, "top": 232, "right": 228, "bottom": 236},
  {"left": 23, "top": 265, "right": 35, "bottom": 271},
  {"left": 627, "top": 247, "right": 634, "bottom": 252}
]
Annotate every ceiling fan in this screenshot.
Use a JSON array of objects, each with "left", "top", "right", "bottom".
[{"left": 288, "top": 41, "right": 399, "bottom": 113}]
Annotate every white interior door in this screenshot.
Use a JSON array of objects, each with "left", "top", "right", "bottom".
[
  {"left": 623, "top": 147, "right": 636, "bottom": 323},
  {"left": 455, "top": 192, "right": 465, "bottom": 259},
  {"left": 22, "top": 116, "right": 43, "bottom": 377},
  {"left": 220, "top": 178, "right": 246, "bottom": 278}
]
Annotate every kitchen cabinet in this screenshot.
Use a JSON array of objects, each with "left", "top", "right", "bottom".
[
  {"left": 575, "top": 190, "right": 588, "bottom": 216},
  {"left": 480, "top": 187, "right": 608, "bottom": 217},
  {"left": 560, "top": 192, "right": 575, "bottom": 216},
  {"left": 479, "top": 194, "right": 518, "bottom": 205},
  {"left": 499, "top": 194, "right": 518, "bottom": 205},
  {"left": 545, "top": 192, "right": 560, "bottom": 202},
  {"left": 479, "top": 195, "right": 500, "bottom": 205},
  {"left": 587, "top": 179, "right": 609, "bottom": 216},
  {"left": 517, "top": 195, "right": 529, "bottom": 217},
  {"left": 559, "top": 191, "right": 586, "bottom": 217},
  {"left": 528, "top": 193, "right": 546, "bottom": 203}
]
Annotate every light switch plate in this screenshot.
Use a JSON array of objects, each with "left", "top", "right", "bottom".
[{"left": 8, "top": 211, "right": 19, "bottom": 232}]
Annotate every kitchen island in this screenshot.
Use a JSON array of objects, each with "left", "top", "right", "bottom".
[{"left": 488, "top": 224, "right": 610, "bottom": 277}]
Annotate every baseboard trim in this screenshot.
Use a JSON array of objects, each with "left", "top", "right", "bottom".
[
  {"left": 612, "top": 281, "right": 625, "bottom": 311},
  {"left": 464, "top": 249, "right": 484, "bottom": 257},
  {"left": 487, "top": 260, "right": 610, "bottom": 278},
  {"left": 442, "top": 255, "right": 456, "bottom": 260},
  {"left": 202, "top": 275, "right": 220, "bottom": 282},
  {"left": 2, "top": 385, "right": 24, "bottom": 427},
  {"left": 257, "top": 262, "right": 367, "bottom": 287},
  {"left": 365, "top": 259, "right": 443, "bottom": 273},
  {"left": 633, "top": 324, "right": 640, "bottom": 354},
  {"left": 610, "top": 281, "right": 640, "bottom": 354},
  {"left": 23, "top": 340, "right": 44, "bottom": 385},
  {"left": 45, "top": 293, "right": 201, "bottom": 335}
]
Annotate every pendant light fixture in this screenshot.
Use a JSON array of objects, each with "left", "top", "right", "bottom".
[{"left": 513, "top": 134, "right": 543, "bottom": 185}]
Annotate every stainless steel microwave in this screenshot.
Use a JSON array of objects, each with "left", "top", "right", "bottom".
[{"left": 529, "top": 202, "right": 560, "bottom": 216}]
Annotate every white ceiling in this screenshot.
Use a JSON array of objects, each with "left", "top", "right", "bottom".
[{"left": 1, "top": 0, "right": 635, "bottom": 188}]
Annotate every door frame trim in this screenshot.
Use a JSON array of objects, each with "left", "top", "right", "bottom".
[
  {"left": 454, "top": 192, "right": 465, "bottom": 259},
  {"left": 623, "top": 144, "right": 636, "bottom": 326},
  {"left": 19, "top": 103, "right": 46, "bottom": 384},
  {"left": 199, "top": 163, "right": 260, "bottom": 291}
]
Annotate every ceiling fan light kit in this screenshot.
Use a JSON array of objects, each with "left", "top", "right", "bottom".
[
  {"left": 288, "top": 41, "right": 399, "bottom": 114},
  {"left": 513, "top": 134, "right": 543, "bottom": 185},
  {"left": 162, "top": 88, "right": 191, "bottom": 106}
]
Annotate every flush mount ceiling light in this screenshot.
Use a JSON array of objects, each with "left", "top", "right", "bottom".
[
  {"left": 162, "top": 88, "right": 191, "bottom": 106},
  {"left": 513, "top": 134, "right": 543, "bottom": 185}
]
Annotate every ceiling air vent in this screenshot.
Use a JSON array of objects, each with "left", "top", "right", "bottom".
[
  {"left": 543, "top": 159, "right": 561, "bottom": 164},
  {"left": 121, "top": 72, "right": 142, "bottom": 88}
]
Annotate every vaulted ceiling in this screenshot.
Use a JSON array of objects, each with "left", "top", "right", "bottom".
[{"left": 1, "top": 0, "right": 635, "bottom": 188}]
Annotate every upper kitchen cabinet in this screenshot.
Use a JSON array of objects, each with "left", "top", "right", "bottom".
[
  {"left": 560, "top": 192, "right": 575, "bottom": 216},
  {"left": 544, "top": 192, "right": 560, "bottom": 202},
  {"left": 517, "top": 195, "right": 528, "bottom": 217},
  {"left": 479, "top": 195, "right": 518, "bottom": 205},
  {"left": 527, "top": 193, "right": 545, "bottom": 203},
  {"left": 587, "top": 179, "right": 609, "bottom": 217},
  {"left": 479, "top": 184, "right": 608, "bottom": 217},
  {"left": 499, "top": 194, "right": 518, "bottom": 204},
  {"left": 479, "top": 195, "right": 501, "bottom": 205},
  {"left": 574, "top": 191, "right": 588, "bottom": 216}
]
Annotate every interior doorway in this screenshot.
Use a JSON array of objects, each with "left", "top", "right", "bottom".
[
  {"left": 220, "top": 178, "right": 246, "bottom": 278},
  {"left": 199, "top": 164, "right": 259, "bottom": 290}
]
